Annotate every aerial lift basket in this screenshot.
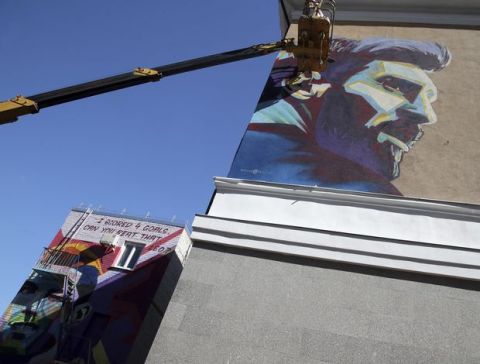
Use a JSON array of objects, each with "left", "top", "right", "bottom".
[{"left": 293, "top": 0, "right": 336, "bottom": 73}]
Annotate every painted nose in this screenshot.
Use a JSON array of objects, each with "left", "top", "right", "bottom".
[
  {"left": 400, "top": 97, "right": 437, "bottom": 125},
  {"left": 396, "top": 108, "right": 434, "bottom": 126}
]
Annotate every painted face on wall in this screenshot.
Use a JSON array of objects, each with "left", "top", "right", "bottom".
[
  {"left": 344, "top": 60, "right": 438, "bottom": 178},
  {"left": 228, "top": 37, "right": 450, "bottom": 195}
]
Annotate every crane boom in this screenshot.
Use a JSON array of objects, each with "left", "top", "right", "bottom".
[
  {"left": 0, "top": 1, "right": 336, "bottom": 125},
  {"left": 0, "top": 40, "right": 293, "bottom": 125}
]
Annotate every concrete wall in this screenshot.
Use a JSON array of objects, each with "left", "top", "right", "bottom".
[{"left": 147, "top": 244, "right": 480, "bottom": 363}]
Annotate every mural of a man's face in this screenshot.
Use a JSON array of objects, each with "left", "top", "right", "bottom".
[
  {"left": 344, "top": 60, "right": 438, "bottom": 178},
  {"left": 228, "top": 37, "right": 450, "bottom": 195}
]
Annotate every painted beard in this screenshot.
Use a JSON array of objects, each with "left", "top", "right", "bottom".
[
  {"left": 315, "top": 90, "right": 426, "bottom": 180},
  {"left": 375, "top": 109, "right": 427, "bottom": 178},
  {"left": 379, "top": 127, "right": 424, "bottom": 178}
]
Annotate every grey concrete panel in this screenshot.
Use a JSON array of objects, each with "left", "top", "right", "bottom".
[
  {"left": 148, "top": 247, "right": 480, "bottom": 363},
  {"left": 179, "top": 254, "right": 237, "bottom": 286},
  {"left": 178, "top": 305, "right": 227, "bottom": 337},
  {"left": 170, "top": 279, "right": 213, "bottom": 307},
  {"left": 178, "top": 304, "right": 304, "bottom": 356},
  {"left": 146, "top": 327, "right": 226, "bottom": 364},
  {"left": 461, "top": 327, "right": 480, "bottom": 358},
  {"left": 187, "top": 244, "right": 227, "bottom": 263},
  {"left": 302, "top": 328, "right": 473, "bottom": 364},
  {"left": 159, "top": 301, "right": 187, "bottom": 331},
  {"left": 205, "top": 286, "right": 263, "bottom": 319}
]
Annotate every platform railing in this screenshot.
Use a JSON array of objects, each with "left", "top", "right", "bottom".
[{"left": 33, "top": 248, "right": 79, "bottom": 278}]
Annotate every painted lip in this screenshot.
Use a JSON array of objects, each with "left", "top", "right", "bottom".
[
  {"left": 377, "top": 127, "right": 423, "bottom": 178},
  {"left": 375, "top": 117, "right": 424, "bottom": 153},
  {"left": 377, "top": 132, "right": 410, "bottom": 152}
]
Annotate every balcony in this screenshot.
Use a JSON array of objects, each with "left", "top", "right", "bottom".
[{"left": 33, "top": 248, "right": 79, "bottom": 280}]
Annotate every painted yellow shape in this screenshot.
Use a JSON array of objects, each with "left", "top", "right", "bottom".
[
  {"left": 347, "top": 81, "right": 405, "bottom": 112},
  {"left": 369, "top": 112, "right": 393, "bottom": 127},
  {"left": 63, "top": 242, "right": 104, "bottom": 274},
  {"left": 93, "top": 340, "right": 111, "bottom": 364},
  {"left": 291, "top": 90, "right": 313, "bottom": 100},
  {"left": 383, "top": 62, "right": 434, "bottom": 89},
  {"left": 420, "top": 92, "right": 438, "bottom": 124},
  {"left": 311, "top": 83, "right": 331, "bottom": 98}
]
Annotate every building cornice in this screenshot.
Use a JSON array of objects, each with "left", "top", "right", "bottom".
[
  {"left": 192, "top": 177, "right": 480, "bottom": 281},
  {"left": 214, "top": 177, "right": 480, "bottom": 222},
  {"left": 279, "top": 0, "right": 480, "bottom": 33}
]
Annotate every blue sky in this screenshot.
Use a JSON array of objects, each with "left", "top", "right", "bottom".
[{"left": 0, "top": 0, "right": 280, "bottom": 311}]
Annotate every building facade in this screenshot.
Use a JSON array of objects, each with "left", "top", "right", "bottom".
[
  {"left": 147, "top": 1, "right": 480, "bottom": 363},
  {"left": 0, "top": 209, "right": 191, "bottom": 364}
]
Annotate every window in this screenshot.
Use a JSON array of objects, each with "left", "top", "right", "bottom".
[{"left": 114, "top": 242, "right": 144, "bottom": 270}]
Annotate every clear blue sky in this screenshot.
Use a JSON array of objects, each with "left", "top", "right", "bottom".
[{"left": 0, "top": 0, "right": 280, "bottom": 311}]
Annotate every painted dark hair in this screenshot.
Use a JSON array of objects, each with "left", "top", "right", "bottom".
[
  {"left": 325, "top": 37, "right": 451, "bottom": 83},
  {"left": 263, "top": 37, "right": 451, "bottom": 103}
]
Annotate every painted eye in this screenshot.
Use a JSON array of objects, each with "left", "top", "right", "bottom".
[
  {"left": 377, "top": 76, "right": 422, "bottom": 103},
  {"left": 379, "top": 76, "right": 401, "bottom": 92}
]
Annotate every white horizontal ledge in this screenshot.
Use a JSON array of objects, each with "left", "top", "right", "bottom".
[
  {"left": 192, "top": 215, "right": 480, "bottom": 281},
  {"left": 210, "top": 178, "right": 480, "bottom": 251},
  {"left": 214, "top": 177, "right": 480, "bottom": 222}
]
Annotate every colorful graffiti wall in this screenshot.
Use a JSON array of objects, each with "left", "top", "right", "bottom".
[
  {"left": 229, "top": 35, "right": 455, "bottom": 199},
  {"left": 0, "top": 210, "right": 187, "bottom": 364}
]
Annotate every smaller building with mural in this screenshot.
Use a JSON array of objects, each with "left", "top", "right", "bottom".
[{"left": 0, "top": 208, "right": 191, "bottom": 364}]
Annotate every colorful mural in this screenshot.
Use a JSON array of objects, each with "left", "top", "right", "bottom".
[
  {"left": 0, "top": 210, "right": 187, "bottom": 363},
  {"left": 229, "top": 37, "right": 451, "bottom": 195}
]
